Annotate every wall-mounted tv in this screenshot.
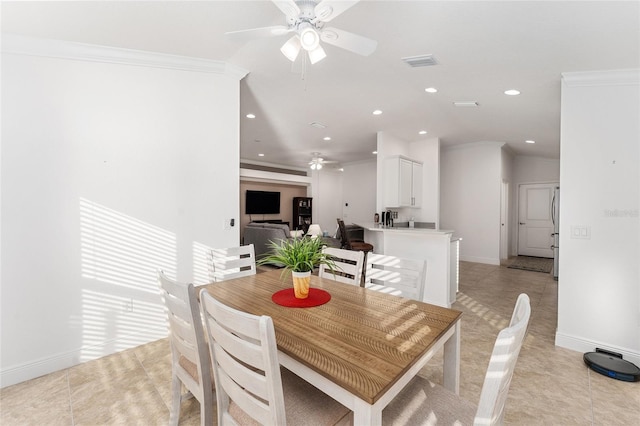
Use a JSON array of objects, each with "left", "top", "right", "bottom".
[{"left": 245, "top": 190, "right": 281, "bottom": 215}]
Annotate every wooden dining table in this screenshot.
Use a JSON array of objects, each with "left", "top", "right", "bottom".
[{"left": 198, "top": 268, "right": 462, "bottom": 426}]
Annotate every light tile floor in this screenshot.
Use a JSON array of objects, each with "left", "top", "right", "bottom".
[{"left": 1, "top": 261, "right": 638, "bottom": 425}]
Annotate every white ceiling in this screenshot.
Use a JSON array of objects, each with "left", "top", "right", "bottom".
[{"left": 3, "top": 1, "right": 639, "bottom": 170}]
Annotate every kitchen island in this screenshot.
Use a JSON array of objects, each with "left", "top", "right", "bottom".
[{"left": 356, "top": 223, "right": 460, "bottom": 308}]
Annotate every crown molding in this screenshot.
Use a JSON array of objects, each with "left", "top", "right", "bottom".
[
  {"left": 1, "top": 34, "right": 249, "bottom": 80},
  {"left": 562, "top": 69, "right": 640, "bottom": 87}
]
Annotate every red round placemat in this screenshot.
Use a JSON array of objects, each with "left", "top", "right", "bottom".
[{"left": 272, "top": 288, "right": 331, "bottom": 308}]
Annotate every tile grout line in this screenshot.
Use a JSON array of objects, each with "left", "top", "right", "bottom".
[
  {"left": 133, "top": 347, "right": 171, "bottom": 412},
  {"left": 66, "top": 370, "right": 75, "bottom": 426},
  {"left": 586, "top": 368, "right": 595, "bottom": 425}
]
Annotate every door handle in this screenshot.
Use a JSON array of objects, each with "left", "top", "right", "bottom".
[{"left": 519, "top": 222, "right": 526, "bottom": 225}]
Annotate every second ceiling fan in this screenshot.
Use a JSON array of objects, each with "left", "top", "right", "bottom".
[
  {"left": 309, "top": 152, "right": 337, "bottom": 170},
  {"left": 225, "top": 0, "right": 377, "bottom": 64}
]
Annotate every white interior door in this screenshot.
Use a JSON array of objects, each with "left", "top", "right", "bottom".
[{"left": 518, "top": 183, "right": 556, "bottom": 258}]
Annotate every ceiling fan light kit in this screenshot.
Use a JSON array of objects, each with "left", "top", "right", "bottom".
[
  {"left": 226, "top": 0, "right": 377, "bottom": 66},
  {"left": 309, "top": 152, "right": 338, "bottom": 170},
  {"left": 281, "top": 35, "right": 301, "bottom": 61},
  {"left": 299, "top": 22, "right": 320, "bottom": 50},
  {"left": 307, "top": 45, "right": 326, "bottom": 64}
]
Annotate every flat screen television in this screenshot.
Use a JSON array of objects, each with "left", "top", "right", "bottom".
[{"left": 245, "top": 190, "right": 281, "bottom": 215}]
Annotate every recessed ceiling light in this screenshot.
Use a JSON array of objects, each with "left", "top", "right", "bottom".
[
  {"left": 258, "top": 153, "right": 265, "bottom": 156},
  {"left": 425, "top": 87, "right": 438, "bottom": 93},
  {"left": 372, "top": 110, "right": 382, "bottom": 115},
  {"left": 323, "top": 136, "right": 331, "bottom": 141},
  {"left": 504, "top": 89, "right": 520, "bottom": 96},
  {"left": 372, "top": 151, "right": 378, "bottom": 155},
  {"left": 525, "top": 140, "right": 535, "bottom": 144},
  {"left": 419, "top": 130, "right": 427, "bottom": 135},
  {"left": 246, "top": 113, "right": 256, "bottom": 118}
]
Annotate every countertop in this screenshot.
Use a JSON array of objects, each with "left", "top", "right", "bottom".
[{"left": 356, "top": 222, "right": 454, "bottom": 235}]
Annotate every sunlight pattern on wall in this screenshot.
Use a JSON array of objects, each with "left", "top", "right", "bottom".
[
  {"left": 80, "top": 198, "right": 177, "bottom": 286},
  {"left": 193, "top": 241, "right": 214, "bottom": 285},
  {"left": 78, "top": 198, "right": 177, "bottom": 361},
  {"left": 73, "top": 289, "right": 168, "bottom": 361}
]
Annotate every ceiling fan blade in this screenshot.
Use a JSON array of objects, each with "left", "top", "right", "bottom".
[
  {"left": 314, "top": 0, "right": 360, "bottom": 22},
  {"left": 320, "top": 27, "right": 377, "bottom": 56},
  {"left": 272, "top": 0, "right": 300, "bottom": 21},
  {"left": 225, "top": 26, "right": 291, "bottom": 42}
]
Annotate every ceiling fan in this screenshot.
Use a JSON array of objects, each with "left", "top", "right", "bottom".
[
  {"left": 225, "top": 0, "right": 377, "bottom": 64},
  {"left": 309, "top": 152, "right": 337, "bottom": 170}
]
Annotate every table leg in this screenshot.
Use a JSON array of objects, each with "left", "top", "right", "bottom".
[
  {"left": 353, "top": 398, "right": 381, "bottom": 426},
  {"left": 443, "top": 320, "right": 460, "bottom": 394}
]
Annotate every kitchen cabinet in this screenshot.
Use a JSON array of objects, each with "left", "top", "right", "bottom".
[{"left": 384, "top": 156, "right": 423, "bottom": 208}]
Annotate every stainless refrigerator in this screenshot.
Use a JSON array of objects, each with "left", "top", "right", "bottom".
[{"left": 551, "top": 186, "right": 560, "bottom": 279}]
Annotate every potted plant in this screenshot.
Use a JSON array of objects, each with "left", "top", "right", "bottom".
[{"left": 258, "top": 236, "right": 336, "bottom": 299}]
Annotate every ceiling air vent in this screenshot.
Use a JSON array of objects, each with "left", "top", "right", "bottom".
[
  {"left": 453, "top": 101, "right": 479, "bottom": 107},
  {"left": 309, "top": 122, "right": 327, "bottom": 129},
  {"left": 402, "top": 54, "right": 438, "bottom": 68}
]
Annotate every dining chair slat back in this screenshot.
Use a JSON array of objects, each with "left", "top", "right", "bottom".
[
  {"left": 319, "top": 247, "right": 365, "bottom": 286},
  {"left": 209, "top": 244, "right": 256, "bottom": 282},
  {"left": 199, "top": 289, "right": 351, "bottom": 426},
  {"left": 158, "top": 271, "right": 213, "bottom": 426},
  {"left": 201, "top": 289, "right": 284, "bottom": 425},
  {"left": 364, "top": 253, "right": 427, "bottom": 300},
  {"left": 382, "top": 293, "right": 531, "bottom": 426},
  {"left": 474, "top": 293, "right": 531, "bottom": 425}
]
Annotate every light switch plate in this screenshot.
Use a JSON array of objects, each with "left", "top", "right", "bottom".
[{"left": 570, "top": 225, "right": 590, "bottom": 239}]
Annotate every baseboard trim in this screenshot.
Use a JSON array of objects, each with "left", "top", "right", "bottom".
[
  {"left": 555, "top": 332, "right": 640, "bottom": 367},
  {"left": 1, "top": 329, "right": 167, "bottom": 388},
  {"left": 460, "top": 255, "right": 500, "bottom": 265}
]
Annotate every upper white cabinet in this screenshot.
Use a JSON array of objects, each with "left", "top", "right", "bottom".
[{"left": 384, "top": 156, "right": 423, "bottom": 208}]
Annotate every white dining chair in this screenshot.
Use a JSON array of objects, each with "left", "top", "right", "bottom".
[
  {"left": 364, "top": 253, "right": 427, "bottom": 300},
  {"left": 382, "top": 293, "right": 531, "bottom": 426},
  {"left": 319, "top": 247, "right": 365, "bottom": 286},
  {"left": 199, "top": 289, "right": 351, "bottom": 426},
  {"left": 158, "top": 271, "right": 214, "bottom": 426},
  {"left": 208, "top": 243, "right": 256, "bottom": 282}
]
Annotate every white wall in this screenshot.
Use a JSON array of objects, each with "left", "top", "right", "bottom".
[
  {"left": 556, "top": 69, "right": 640, "bottom": 365},
  {"left": 440, "top": 142, "right": 504, "bottom": 265},
  {"left": 410, "top": 138, "right": 440, "bottom": 226},
  {"left": 1, "top": 36, "right": 246, "bottom": 386},
  {"left": 501, "top": 147, "right": 515, "bottom": 258},
  {"left": 341, "top": 160, "right": 377, "bottom": 227},
  {"left": 312, "top": 169, "right": 344, "bottom": 235},
  {"left": 513, "top": 156, "right": 560, "bottom": 184}
]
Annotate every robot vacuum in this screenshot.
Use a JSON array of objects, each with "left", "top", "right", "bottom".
[{"left": 584, "top": 348, "right": 640, "bottom": 382}]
